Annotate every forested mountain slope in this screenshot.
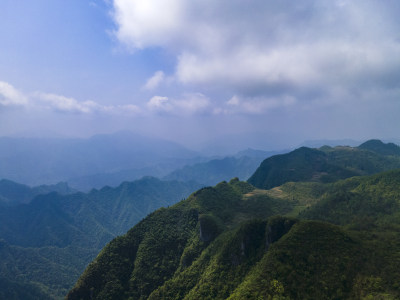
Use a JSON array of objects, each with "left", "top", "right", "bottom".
[
  {"left": 358, "top": 139, "right": 400, "bottom": 156},
  {"left": 4, "top": 139, "right": 400, "bottom": 299},
  {"left": 68, "top": 169, "right": 400, "bottom": 299},
  {"left": 0, "top": 177, "right": 199, "bottom": 299},
  {"left": 67, "top": 179, "right": 292, "bottom": 299},
  {"left": 248, "top": 140, "right": 400, "bottom": 189}
]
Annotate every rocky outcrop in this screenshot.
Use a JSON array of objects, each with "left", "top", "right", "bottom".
[{"left": 265, "top": 216, "right": 298, "bottom": 250}]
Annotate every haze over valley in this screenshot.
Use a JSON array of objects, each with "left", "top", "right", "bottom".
[{"left": 1, "top": 0, "right": 400, "bottom": 299}]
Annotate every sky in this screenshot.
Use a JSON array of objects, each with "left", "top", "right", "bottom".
[{"left": 0, "top": 0, "right": 399, "bottom": 152}]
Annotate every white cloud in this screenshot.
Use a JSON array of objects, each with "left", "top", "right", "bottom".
[
  {"left": 143, "top": 70, "right": 165, "bottom": 90},
  {"left": 147, "top": 93, "right": 210, "bottom": 115},
  {"left": 0, "top": 81, "right": 141, "bottom": 116},
  {"left": 0, "top": 81, "right": 28, "bottom": 107},
  {"left": 111, "top": 0, "right": 400, "bottom": 107},
  {"left": 147, "top": 96, "right": 172, "bottom": 112},
  {"left": 34, "top": 92, "right": 141, "bottom": 115},
  {"left": 34, "top": 92, "right": 98, "bottom": 113},
  {"left": 175, "top": 93, "right": 210, "bottom": 114},
  {"left": 112, "top": 0, "right": 185, "bottom": 50},
  {"left": 223, "top": 95, "right": 297, "bottom": 115}
]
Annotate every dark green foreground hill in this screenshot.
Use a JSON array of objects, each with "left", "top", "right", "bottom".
[{"left": 68, "top": 169, "right": 400, "bottom": 299}]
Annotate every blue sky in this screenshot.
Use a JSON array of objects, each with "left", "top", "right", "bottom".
[{"left": 1, "top": 0, "right": 400, "bottom": 152}]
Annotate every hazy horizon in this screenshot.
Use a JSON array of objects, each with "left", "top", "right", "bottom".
[
  {"left": 1, "top": 1, "right": 399, "bottom": 152},
  {"left": 1, "top": 129, "right": 396, "bottom": 157}
]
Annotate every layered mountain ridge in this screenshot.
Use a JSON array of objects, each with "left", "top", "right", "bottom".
[
  {"left": 66, "top": 139, "right": 400, "bottom": 299},
  {"left": 0, "top": 179, "right": 75, "bottom": 207}
]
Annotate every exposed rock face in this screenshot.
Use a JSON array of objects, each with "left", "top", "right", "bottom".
[
  {"left": 230, "top": 220, "right": 267, "bottom": 266},
  {"left": 265, "top": 216, "right": 298, "bottom": 250},
  {"left": 199, "top": 214, "right": 220, "bottom": 242}
]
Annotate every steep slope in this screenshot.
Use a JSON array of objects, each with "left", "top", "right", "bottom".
[
  {"left": 67, "top": 179, "right": 294, "bottom": 299},
  {"left": 228, "top": 221, "right": 363, "bottom": 299},
  {"left": 68, "top": 170, "right": 400, "bottom": 299},
  {"left": 0, "top": 177, "right": 200, "bottom": 298},
  {"left": 248, "top": 141, "right": 400, "bottom": 189},
  {"left": 147, "top": 216, "right": 297, "bottom": 300}
]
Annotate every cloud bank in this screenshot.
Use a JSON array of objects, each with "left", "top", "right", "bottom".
[{"left": 112, "top": 0, "right": 400, "bottom": 111}]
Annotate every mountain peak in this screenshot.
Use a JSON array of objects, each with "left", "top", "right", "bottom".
[{"left": 358, "top": 139, "right": 400, "bottom": 156}]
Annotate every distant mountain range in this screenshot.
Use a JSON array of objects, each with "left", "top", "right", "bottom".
[
  {"left": 66, "top": 146, "right": 283, "bottom": 191},
  {"left": 0, "top": 131, "right": 199, "bottom": 187},
  {"left": 0, "top": 131, "right": 284, "bottom": 192},
  {"left": 163, "top": 149, "right": 286, "bottom": 187},
  {"left": 164, "top": 156, "right": 264, "bottom": 186},
  {"left": 66, "top": 158, "right": 208, "bottom": 192},
  {"left": 0, "top": 179, "right": 76, "bottom": 207}
]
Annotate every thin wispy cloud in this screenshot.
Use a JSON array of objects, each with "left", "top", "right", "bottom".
[
  {"left": 143, "top": 71, "right": 166, "bottom": 90},
  {"left": 34, "top": 92, "right": 103, "bottom": 114},
  {"left": 0, "top": 81, "right": 141, "bottom": 115},
  {"left": 223, "top": 95, "right": 297, "bottom": 115}
]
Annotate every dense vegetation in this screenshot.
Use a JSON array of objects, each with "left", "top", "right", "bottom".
[
  {"left": 0, "top": 177, "right": 199, "bottom": 299},
  {"left": 3, "top": 139, "right": 400, "bottom": 299},
  {"left": 248, "top": 142, "right": 400, "bottom": 189},
  {"left": 358, "top": 139, "right": 400, "bottom": 156},
  {"left": 68, "top": 140, "right": 400, "bottom": 299},
  {"left": 68, "top": 179, "right": 294, "bottom": 299},
  {"left": 0, "top": 276, "right": 53, "bottom": 300}
]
